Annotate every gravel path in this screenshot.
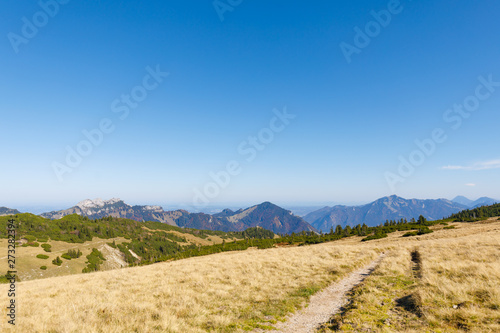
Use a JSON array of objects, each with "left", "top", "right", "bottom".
[{"left": 259, "top": 253, "right": 386, "bottom": 333}]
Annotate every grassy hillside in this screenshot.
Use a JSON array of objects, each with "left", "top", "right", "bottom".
[
  {"left": 0, "top": 237, "right": 129, "bottom": 281},
  {"left": 0, "top": 215, "right": 498, "bottom": 331},
  {"left": 0, "top": 214, "right": 260, "bottom": 281},
  {"left": 319, "top": 217, "right": 500, "bottom": 332},
  {"left": 0, "top": 234, "right": 381, "bottom": 332},
  {"left": 0, "top": 211, "right": 465, "bottom": 282},
  {"left": 449, "top": 202, "right": 500, "bottom": 221}
]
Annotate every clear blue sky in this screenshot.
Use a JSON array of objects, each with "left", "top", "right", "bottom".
[{"left": 1, "top": 0, "right": 499, "bottom": 209}]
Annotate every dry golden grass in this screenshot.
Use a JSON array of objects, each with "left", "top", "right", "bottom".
[
  {"left": 0, "top": 237, "right": 128, "bottom": 281},
  {"left": 320, "top": 219, "right": 500, "bottom": 332},
  {"left": 0, "top": 240, "right": 382, "bottom": 332},
  {"left": 142, "top": 227, "right": 239, "bottom": 246},
  {"left": 419, "top": 235, "right": 500, "bottom": 332},
  {"left": 1, "top": 219, "right": 498, "bottom": 332}
]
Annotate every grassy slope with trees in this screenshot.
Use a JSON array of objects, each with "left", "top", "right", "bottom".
[
  {"left": 449, "top": 202, "right": 500, "bottom": 221},
  {"left": 1, "top": 203, "right": 498, "bottom": 280}
]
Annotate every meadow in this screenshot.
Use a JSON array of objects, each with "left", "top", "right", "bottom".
[
  {"left": 320, "top": 218, "right": 500, "bottom": 332},
  {"left": 0, "top": 218, "right": 498, "bottom": 332}
]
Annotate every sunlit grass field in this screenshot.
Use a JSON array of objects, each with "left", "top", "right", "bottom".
[
  {"left": 0, "top": 218, "right": 498, "bottom": 332},
  {"left": 319, "top": 218, "right": 500, "bottom": 332}
]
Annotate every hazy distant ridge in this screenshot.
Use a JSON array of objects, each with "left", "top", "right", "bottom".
[
  {"left": 0, "top": 207, "right": 21, "bottom": 216},
  {"left": 452, "top": 196, "right": 498, "bottom": 208},
  {"left": 304, "top": 195, "right": 469, "bottom": 232}
]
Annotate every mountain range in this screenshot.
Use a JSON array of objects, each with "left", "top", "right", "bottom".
[
  {"left": 3, "top": 195, "right": 497, "bottom": 234},
  {"left": 303, "top": 195, "right": 469, "bottom": 232},
  {"left": 41, "top": 199, "right": 316, "bottom": 234},
  {"left": 451, "top": 196, "right": 498, "bottom": 208}
]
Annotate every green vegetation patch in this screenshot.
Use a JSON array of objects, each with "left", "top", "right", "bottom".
[
  {"left": 36, "top": 254, "right": 49, "bottom": 259},
  {"left": 22, "top": 241, "right": 39, "bottom": 247},
  {"left": 61, "top": 249, "right": 82, "bottom": 261},
  {"left": 450, "top": 203, "right": 500, "bottom": 222},
  {"left": 362, "top": 232, "right": 388, "bottom": 242},
  {"left": 41, "top": 244, "right": 52, "bottom": 252},
  {"left": 0, "top": 272, "right": 21, "bottom": 284},
  {"left": 82, "top": 248, "right": 106, "bottom": 273},
  {"left": 67, "top": 249, "right": 82, "bottom": 258},
  {"left": 52, "top": 256, "right": 62, "bottom": 266},
  {"left": 23, "top": 235, "right": 37, "bottom": 242},
  {"left": 403, "top": 227, "right": 433, "bottom": 237}
]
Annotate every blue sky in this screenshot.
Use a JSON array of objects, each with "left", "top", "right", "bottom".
[{"left": 1, "top": 0, "right": 499, "bottom": 209}]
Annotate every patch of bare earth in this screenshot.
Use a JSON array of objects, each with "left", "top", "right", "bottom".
[
  {"left": 98, "top": 244, "right": 128, "bottom": 270},
  {"left": 260, "top": 254, "right": 386, "bottom": 333}
]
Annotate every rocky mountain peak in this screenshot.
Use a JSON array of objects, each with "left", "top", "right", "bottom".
[{"left": 76, "top": 198, "right": 123, "bottom": 209}]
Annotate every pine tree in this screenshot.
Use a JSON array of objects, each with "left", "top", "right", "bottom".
[{"left": 335, "top": 225, "right": 343, "bottom": 235}]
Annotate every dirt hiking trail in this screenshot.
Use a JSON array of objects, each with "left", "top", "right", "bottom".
[{"left": 256, "top": 253, "right": 386, "bottom": 333}]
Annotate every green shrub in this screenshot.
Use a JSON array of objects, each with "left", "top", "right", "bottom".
[
  {"left": 36, "top": 254, "right": 49, "bottom": 259},
  {"left": 23, "top": 235, "right": 37, "bottom": 242},
  {"left": 66, "top": 249, "right": 82, "bottom": 258},
  {"left": 417, "top": 228, "right": 433, "bottom": 235},
  {"left": 0, "top": 272, "right": 20, "bottom": 283},
  {"left": 82, "top": 248, "right": 106, "bottom": 273},
  {"left": 362, "top": 233, "right": 388, "bottom": 242},
  {"left": 52, "top": 256, "right": 62, "bottom": 266},
  {"left": 37, "top": 237, "right": 49, "bottom": 243},
  {"left": 61, "top": 253, "right": 72, "bottom": 260},
  {"left": 40, "top": 266, "right": 47, "bottom": 270},
  {"left": 443, "top": 226, "right": 455, "bottom": 230},
  {"left": 22, "top": 241, "right": 40, "bottom": 247},
  {"left": 403, "top": 228, "right": 433, "bottom": 237},
  {"left": 41, "top": 244, "right": 52, "bottom": 252}
]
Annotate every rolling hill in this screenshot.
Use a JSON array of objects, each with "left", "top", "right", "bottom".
[{"left": 0, "top": 213, "right": 273, "bottom": 281}]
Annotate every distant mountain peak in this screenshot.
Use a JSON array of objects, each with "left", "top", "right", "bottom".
[
  {"left": 452, "top": 196, "right": 498, "bottom": 208},
  {"left": 452, "top": 196, "right": 474, "bottom": 206},
  {"left": 304, "top": 195, "right": 468, "bottom": 232},
  {"left": 0, "top": 207, "right": 21, "bottom": 216},
  {"left": 258, "top": 201, "right": 276, "bottom": 207},
  {"left": 76, "top": 198, "right": 122, "bottom": 209}
]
